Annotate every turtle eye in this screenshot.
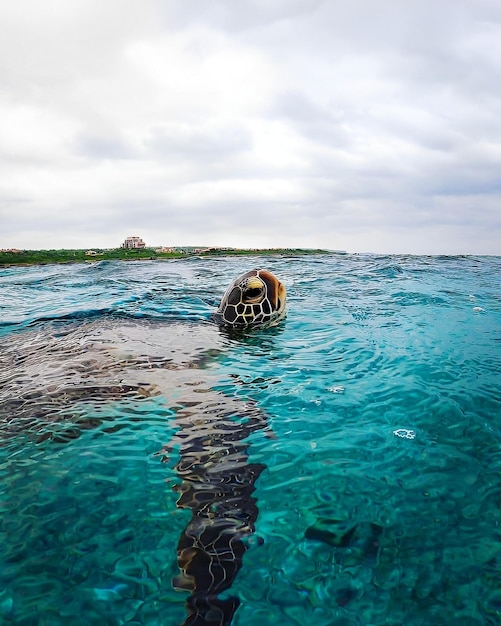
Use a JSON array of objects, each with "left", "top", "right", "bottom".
[{"left": 243, "top": 286, "right": 264, "bottom": 302}]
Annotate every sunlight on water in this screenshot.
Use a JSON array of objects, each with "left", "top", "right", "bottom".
[{"left": 0, "top": 254, "right": 500, "bottom": 625}]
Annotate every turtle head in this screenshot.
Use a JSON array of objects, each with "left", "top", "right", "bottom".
[{"left": 214, "top": 269, "right": 287, "bottom": 329}]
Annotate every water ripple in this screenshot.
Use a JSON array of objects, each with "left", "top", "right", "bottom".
[{"left": 0, "top": 254, "right": 500, "bottom": 625}]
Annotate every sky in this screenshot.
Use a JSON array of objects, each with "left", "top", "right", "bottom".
[{"left": 1, "top": 0, "right": 500, "bottom": 254}]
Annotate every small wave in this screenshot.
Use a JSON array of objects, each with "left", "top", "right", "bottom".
[
  {"left": 393, "top": 428, "right": 416, "bottom": 440},
  {"left": 1, "top": 253, "right": 500, "bottom": 625}
]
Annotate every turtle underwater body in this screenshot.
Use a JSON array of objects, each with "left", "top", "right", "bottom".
[
  {"left": 0, "top": 269, "right": 286, "bottom": 626},
  {"left": 214, "top": 269, "right": 287, "bottom": 329}
]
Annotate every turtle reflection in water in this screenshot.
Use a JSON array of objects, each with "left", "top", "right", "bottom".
[{"left": 164, "top": 396, "right": 268, "bottom": 625}]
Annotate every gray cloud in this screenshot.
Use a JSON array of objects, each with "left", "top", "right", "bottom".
[
  {"left": 74, "top": 133, "right": 137, "bottom": 161},
  {"left": 144, "top": 122, "right": 252, "bottom": 161},
  {"left": 0, "top": 0, "right": 500, "bottom": 254}
]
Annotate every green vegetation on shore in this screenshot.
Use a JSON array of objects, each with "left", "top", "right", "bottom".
[{"left": 0, "top": 247, "right": 334, "bottom": 267}]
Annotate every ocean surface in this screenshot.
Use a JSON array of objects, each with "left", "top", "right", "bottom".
[{"left": 0, "top": 254, "right": 500, "bottom": 626}]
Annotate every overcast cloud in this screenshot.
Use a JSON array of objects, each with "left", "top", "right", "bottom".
[{"left": 1, "top": 0, "right": 500, "bottom": 254}]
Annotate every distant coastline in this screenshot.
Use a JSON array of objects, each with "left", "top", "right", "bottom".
[{"left": 0, "top": 246, "right": 339, "bottom": 267}]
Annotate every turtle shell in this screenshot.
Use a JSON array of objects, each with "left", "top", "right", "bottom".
[{"left": 214, "top": 269, "right": 287, "bottom": 329}]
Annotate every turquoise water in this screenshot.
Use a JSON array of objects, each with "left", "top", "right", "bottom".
[{"left": 0, "top": 254, "right": 500, "bottom": 625}]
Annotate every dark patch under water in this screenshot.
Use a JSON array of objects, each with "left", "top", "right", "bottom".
[{"left": 0, "top": 254, "right": 500, "bottom": 625}]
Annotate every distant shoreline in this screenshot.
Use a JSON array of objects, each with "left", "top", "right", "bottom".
[{"left": 0, "top": 247, "right": 338, "bottom": 268}]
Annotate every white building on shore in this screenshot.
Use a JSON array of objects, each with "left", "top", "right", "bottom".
[{"left": 121, "top": 236, "right": 146, "bottom": 249}]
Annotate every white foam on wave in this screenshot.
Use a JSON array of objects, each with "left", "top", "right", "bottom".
[
  {"left": 327, "top": 386, "right": 345, "bottom": 394},
  {"left": 393, "top": 428, "right": 416, "bottom": 440}
]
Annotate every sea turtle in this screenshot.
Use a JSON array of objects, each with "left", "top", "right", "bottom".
[
  {"left": 0, "top": 268, "right": 287, "bottom": 626},
  {"left": 213, "top": 269, "right": 287, "bottom": 329}
]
